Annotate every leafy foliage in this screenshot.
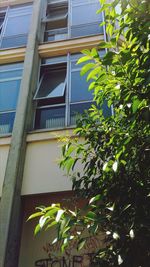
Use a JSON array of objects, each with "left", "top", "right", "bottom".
[{"left": 29, "top": 0, "right": 150, "bottom": 266}]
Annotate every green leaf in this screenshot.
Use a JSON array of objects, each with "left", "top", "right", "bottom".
[
  {"left": 39, "top": 216, "right": 49, "bottom": 228},
  {"left": 89, "top": 194, "right": 102, "bottom": 204},
  {"left": 56, "top": 209, "right": 65, "bottom": 222},
  {"left": 99, "top": 0, "right": 106, "bottom": 4},
  {"left": 91, "top": 48, "right": 99, "bottom": 58},
  {"left": 27, "top": 212, "right": 43, "bottom": 221},
  {"left": 87, "top": 67, "right": 101, "bottom": 81},
  {"left": 132, "top": 97, "right": 141, "bottom": 113},
  {"left": 45, "top": 220, "right": 57, "bottom": 231},
  {"left": 65, "top": 157, "right": 75, "bottom": 173},
  {"left": 129, "top": 229, "right": 135, "bottom": 239},
  {"left": 99, "top": 41, "right": 113, "bottom": 49},
  {"left": 77, "top": 55, "right": 92, "bottom": 65},
  {"left": 106, "top": 23, "right": 114, "bottom": 37},
  {"left": 100, "top": 21, "right": 106, "bottom": 26},
  {"left": 118, "top": 255, "right": 123, "bottom": 265},
  {"left": 113, "top": 232, "right": 120, "bottom": 240},
  {"left": 80, "top": 63, "right": 95, "bottom": 76},
  {"left": 103, "top": 162, "right": 109, "bottom": 172},
  {"left": 112, "top": 161, "right": 118, "bottom": 172},
  {"left": 66, "top": 145, "right": 75, "bottom": 156},
  {"left": 34, "top": 224, "right": 41, "bottom": 236},
  {"left": 77, "top": 238, "right": 86, "bottom": 250},
  {"left": 86, "top": 211, "right": 96, "bottom": 220}
]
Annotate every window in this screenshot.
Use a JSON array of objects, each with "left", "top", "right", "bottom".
[
  {"left": 34, "top": 58, "right": 67, "bottom": 129},
  {"left": 70, "top": 54, "right": 93, "bottom": 125},
  {"left": 43, "top": 0, "right": 103, "bottom": 43},
  {"left": 0, "top": 63, "right": 23, "bottom": 134},
  {"left": 0, "top": 9, "right": 6, "bottom": 35},
  {"left": 43, "top": 1, "right": 68, "bottom": 42},
  {"left": 0, "top": 4, "right": 32, "bottom": 49},
  {"left": 34, "top": 52, "right": 110, "bottom": 130},
  {"left": 70, "top": 0, "right": 103, "bottom": 38}
]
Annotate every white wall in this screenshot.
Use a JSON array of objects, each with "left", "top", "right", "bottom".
[{"left": 21, "top": 131, "right": 73, "bottom": 195}]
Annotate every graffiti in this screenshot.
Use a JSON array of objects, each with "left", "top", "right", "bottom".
[
  {"left": 35, "top": 253, "right": 98, "bottom": 267},
  {"left": 43, "top": 234, "right": 103, "bottom": 258},
  {"left": 35, "top": 229, "right": 103, "bottom": 267}
]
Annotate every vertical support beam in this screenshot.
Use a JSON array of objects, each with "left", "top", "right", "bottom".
[{"left": 0, "top": 1, "right": 44, "bottom": 266}]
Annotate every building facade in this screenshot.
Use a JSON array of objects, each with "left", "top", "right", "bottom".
[{"left": 0, "top": 0, "right": 111, "bottom": 266}]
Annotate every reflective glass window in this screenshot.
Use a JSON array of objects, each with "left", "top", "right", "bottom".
[
  {"left": 4, "top": 14, "right": 31, "bottom": 36},
  {"left": 35, "top": 68, "right": 66, "bottom": 99},
  {"left": 0, "top": 79, "right": 21, "bottom": 111},
  {"left": 71, "top": 0, "right": 103, "bottom": 38},
  {"left": 70, "top": 102, "right": 92, "bottom": 125},
  {"left": 0, "top": 69, "right": 22, "bottom": 79},
  {"left": 0, "top": 63, "right": 23, "bottom": 134},
  {"left": 35, "top": 106, "right": 65, "bottom": 129},
  {"left": 0, "top": 4, "right": 32, "bottom": 49},
  {"left": 44, "top": 2, "right": 68, "bottom": 42},
  {"left": 71, "top": 71, "right": 93, "bottom": 102},
  {"left": 0, "top": 112, "right": 15, "bottom": 134}
]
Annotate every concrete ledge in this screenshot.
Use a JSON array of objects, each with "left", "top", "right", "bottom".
[
  {"left": 26, "top": 128, "right": 75, "bottom": 143},
  {"left": 0, "top": 47, "right": 26, "bottom": 64},
  {"left": 0, "top": 136, "right": 11, "bottom": 146},
  {"left": 0, "top": 0, "right": 33, "bottom": 8},
  {"left": 0, "top": 35, "right": 104, "bottom": 64},
  {"left": 0, "top": 129, "right": 75, "bottom": 146},
  {"left": 39, "top": 35, "right": 104, "bottom": 58}
]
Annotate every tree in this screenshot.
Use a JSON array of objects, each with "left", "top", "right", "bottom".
[{"left": 29, "top": 0, "right": 150, "bottom": 266}]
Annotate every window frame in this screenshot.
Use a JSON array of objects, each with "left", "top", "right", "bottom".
[
  {"left": 0, "top": 3, "right": 33, "bottom": 49},
  {"left": 34, "top": 53, "right": 95, "bottom": 130},
  {"left": 34, "top": 50, "right": 112, "bottom": 130},
  {"left": 0, "top": 63, "right": 23, "bottom": 135},
  {"left": 43, "top": 1, "right": 69, "bottom": 42},
  {"left": 42, "top": 0, "right": 104, "bottom": 43},
  {"left": 34, "top": 63, "right": 67, "bottom": 101},
  {"left": 34, "top": 56, "right": 68, "bottom": 130}
]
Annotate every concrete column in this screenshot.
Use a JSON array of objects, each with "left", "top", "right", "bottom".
[{"left": 0, "top": 1, "right": 45, "bottom": 266}]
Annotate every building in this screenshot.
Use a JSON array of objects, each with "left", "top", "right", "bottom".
[{"left": 0, "top": 0, "right": 111, "bottom": 266}]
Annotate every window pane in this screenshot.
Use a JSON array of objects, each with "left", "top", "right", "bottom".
[
  {"left": 0, "top": 112, "right": 15, "bottom": 134},
  {"left": 71, "top": 2, "right": 102, "bottom": 25},
  {"left": 71, "top": 71, "right": 93, "bottom": 102},
  {"left": 0, "top": 69, "right": 22, "bottom": 79},
  {"left": 0, "top": 63, "right": 23, "bottom": 71},
  {"left": 48, "top": 8, "right": 67, "bottom": 19},
  {"left": 0, "top": 80, "right": 21, "bottom": 111},
  {"left": 44, "top": 27, "right": 68, "bottom": 42},
  {"left": 0, "top": 13, "right": 5, "bottom": 27},
  {"left": 36, "top": 69, "right": 66, "bottom": 99},
  {"left": 1, "top": 35, "right": 28, "bottom": 48},
  {"left": 9, "top": 4, "right": 32, "bottom": 16},
  {"left": 45, "top": 17, "right": 67, "bottom": 31},
  {"left": 4, "top": 14, "right": 31, "bottom": 36},
  {"left": 70, "top": 102, "right": 92, "bottom": 125},
  {"left": 70, "top": 101, "right": 112, "bottom": 125},
  {"left": 35, "top": 106, "right": 65, "bottom": 129},
  {"left": 43, "top": 56, "right": 67, "bottom": 65},
  {"left": 71, "top": 22, "right": 103, "bottom": 38},
  {"left": 44, "top": 4, "right": 68, "bottom": 42},
  {"left": 71, "top": 0, "right": 103, "bottom": 38}
]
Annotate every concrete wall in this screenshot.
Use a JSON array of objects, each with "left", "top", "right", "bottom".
[
  {"left": 21, "top": 130, "right": 73, "bottom": 195},
  {"left": 19, "top": 192, "right": 76, "bottom": 267},
  {"left": 0, "top": 137, "right": 10, "bottom": 197},
  {"left": 0, "top": 130, "right": 73, "bottom": 197},
  {"left": 19, "top": 193, "right": 104, "bottom": 267}
]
